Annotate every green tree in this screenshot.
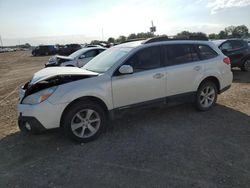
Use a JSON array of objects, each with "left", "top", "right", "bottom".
[
  {"left": 218, "top": 30, "right": 228, "bottom": 39},
  {"left": 116, "top": 36, "right": 127, "bottom": 43},
  {"left": 127, "top": 33, "right": 137, "bottom": 40},
  {"left": 90, "top": 40, "right": 101, "bottom": 45},
  {"left": 232, "top": 25, "right": 249, "bottom": 38},
  {"left": 208, "top": 33, "right": 218, "bottom": 39},
  {"left": 225, "top": 26, "right": 236, "bottom": 37},
  {"left": 176, "top": 31, "right": 192, "bottom": 38},
  {"left": 107, "top": 37, "right": 115, "bottom": 43}
]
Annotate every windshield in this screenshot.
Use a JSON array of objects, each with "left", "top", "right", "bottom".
[
  {"left": 83, "top": 47, "right": 132, "bottom": 73},
  {"left": 69, "top": 48, "right": 88, "bottom": 59}
]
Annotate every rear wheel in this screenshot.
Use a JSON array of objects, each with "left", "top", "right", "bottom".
[
  {"left": 241, "top": 59, "right": 250, "bottom": 72},
  {"left": 195, "top": 81, "right": 218, "bottom": 111},
  {"left": 62, "top": 101, "right": 106, "bottom": 143}
]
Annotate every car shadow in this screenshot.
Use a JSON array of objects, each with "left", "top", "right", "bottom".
[
  {"left": 0, "top": 104, "right": 250, "bottom": 187},
  {"left": 232, "top": 68, "right": 250, "bottom": 83}
]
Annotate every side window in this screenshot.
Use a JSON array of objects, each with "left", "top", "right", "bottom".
[
  {"left": 84, "top": 50, "right": 97, "bottom": 58},
  {"left": 165, "top": 44, "right": 200, "bottom": 65},
  {"left": 126, "top": 46, "right": 161, "bottom": 72},
  {"left": 231, "top": 40, "right": 245, "bottom": 50},
  {"left": 197, "top": 45, "right": 218, "bottom": 60},
  {"left": 220, "top": 42, "right": 233, "bottom": 51},
  {"left": 98, "top": 49, "right": 105, "bottom": 54}
]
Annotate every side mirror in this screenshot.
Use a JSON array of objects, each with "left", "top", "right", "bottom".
[
  {"left": 79, "top": 55, "right": 85, "bottom": 59},
  {"left": 119, "top": 65, "right": 133, "bottom": 75}
]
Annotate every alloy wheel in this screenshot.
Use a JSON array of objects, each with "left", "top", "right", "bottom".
[
  {"left": 199, "top": 86, "right": 216, "bottom": 108},
  {"left": 70, "top": 109, "right": 101, "bottom": 138},
  {"left": 244, "top": 60, "right": 250, "bottom": 71}
]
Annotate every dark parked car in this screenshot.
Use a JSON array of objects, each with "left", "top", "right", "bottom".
[
  {"left": 213, "top": 39, "right": 250, "bottom": 71},
  {"left": 57, "top": 44, "right": 82, "bottom": 56},
  {"left": 32, "top": 45, "right": 57, "bottom": 56}
]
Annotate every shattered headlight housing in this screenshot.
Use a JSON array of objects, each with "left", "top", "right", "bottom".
[{"left": 22, "top": 86, "right": 57, "bottom": 105}]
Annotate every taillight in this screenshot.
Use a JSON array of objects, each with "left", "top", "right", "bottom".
[{"left": 223, "top": 57, "right": 231, "bottom": 65}]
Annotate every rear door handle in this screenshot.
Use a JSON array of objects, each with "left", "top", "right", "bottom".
[
  {"left": 153, "top": 73, "right": 164, "bottom": 79},
  {"left": 193, "top": 66, "right": 201, "bottom": 71}
]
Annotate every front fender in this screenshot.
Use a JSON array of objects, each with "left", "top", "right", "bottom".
[{"left": 48, "top": 75, "right": 113, "bottom": 110}]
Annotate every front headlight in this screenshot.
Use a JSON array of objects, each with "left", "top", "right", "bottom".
[{"left": 22, "top": 86, "right": 57, "bottom": 105}]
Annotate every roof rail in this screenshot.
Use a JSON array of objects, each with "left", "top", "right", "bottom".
[
  {"left": 143, "top": 35, "right": 208, "bottom": 44},
  {"left": 120, "top": 38, "right": 146, "bottom": 44}
]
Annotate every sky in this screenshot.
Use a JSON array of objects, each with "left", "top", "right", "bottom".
[{"left": 0, "top": 0, "right": 250, "bottom": 45}]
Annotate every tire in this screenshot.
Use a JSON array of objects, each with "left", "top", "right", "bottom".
[
  {"left": 18, "top": 121, "right": 42, "bottom": 135},
  {"left": 195, "top": 81, "right": 218, "bottom": 111},
  {"left": 62, "top": 101, "right": 107, "bottom": 143},
  {"left": 45, "top": 52, "right": 49, "bottom": 56},
  {"left": 241, "top": 59, "right": 250, "bottom": 72}
]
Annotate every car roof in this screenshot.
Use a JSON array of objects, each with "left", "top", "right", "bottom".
[
  {"left": 211, "top": 39, "right": 247, "bottom": 46},
  {"left": 76, "top": 47, "right": 106, "bottom": 53},
  {"left": 116, "top": 39, "right": 214, "bottom": 49}
]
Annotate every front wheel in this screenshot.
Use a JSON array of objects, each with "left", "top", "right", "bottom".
[
  {"left": 195, "top": 81, "right": 218, "bottom": 111},
  {"left": 62, "top": 101, "right": 107, "bottom": 143},
  {"left": 241, "top": 59, "right": 250, "bottom": 72}
]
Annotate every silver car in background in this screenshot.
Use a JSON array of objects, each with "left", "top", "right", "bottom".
[{"left": 45, "top": 47, "right": 106, "bottom": 67}]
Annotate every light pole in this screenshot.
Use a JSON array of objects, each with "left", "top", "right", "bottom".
[
  {"left": 150, "top": 21, "right": 156, "bottom": 35},
  {"left": 0, "top": 35, "right": 3, "bottom": 48}
]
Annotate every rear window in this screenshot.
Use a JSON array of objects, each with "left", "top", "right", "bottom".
[
  {"left": 196, "top": 45, "right": 218, "bottom": 60},
  {"left": 231, "top": 40, "right": 245, "bottom": 50},
  {"left": 164, "top": 44, "right": 200, "bottom": 65}
]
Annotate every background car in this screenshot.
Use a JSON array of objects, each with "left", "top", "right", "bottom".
[
  {"left": 32, "top": 45, "right": 58, "bottom": 56},
  {"left": 212, "top": 39, "right": 250, "bottom": 71},
  {"left": 57, "top": 44, "right": 82, "bottom": 56},
  {"left": 45, "top": 47, "right": 106, "bottom": 67}
]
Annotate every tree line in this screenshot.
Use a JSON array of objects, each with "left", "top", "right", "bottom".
[{"left": 91, "top": 25, "right": 249, "bottom": 44}]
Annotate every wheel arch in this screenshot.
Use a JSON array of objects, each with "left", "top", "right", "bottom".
[
  {"left": 197, "top": 76, "right": 221, "bottom": 93},
  {"left": 242, "top": 54, "right": 250, "bottom": 63},
  {"left": 60, "top": 96, "right": 109, "bottom": 127}
]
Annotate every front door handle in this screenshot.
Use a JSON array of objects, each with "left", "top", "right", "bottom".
[
  {"left": 193, "top": 66, "right": 201, "bottom": 71},
  {"left": 153, "top": 73, "right": 164, "bottom": 79}
]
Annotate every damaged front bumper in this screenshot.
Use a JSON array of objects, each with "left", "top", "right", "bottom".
[{"left": 18, "top": 99, "right": 68, "bottom": 130}]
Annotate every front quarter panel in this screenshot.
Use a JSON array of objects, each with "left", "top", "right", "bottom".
[{"left": 47, "top": 74, "right": 113, "bottom": 110}]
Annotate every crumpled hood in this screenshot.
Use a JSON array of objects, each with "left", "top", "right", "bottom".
[
  {"left": 30, "top": 67, "right": 98, "bottom": 85},
  {"left": 55, "top": 55, "right": 74, "bottom": 60},
  {"left": 48, "top": 55, "right": 74, "bottom": 63}
]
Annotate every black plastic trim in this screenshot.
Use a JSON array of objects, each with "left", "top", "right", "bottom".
[
  {"left": 18, "top": 114, "right": 47, "bottom": 132},
  {"left": 219, "top": 85, "right": 231, "bottom": 94},
  {"left": 109, "top": 92, "right": 196, "bottom": 119}
]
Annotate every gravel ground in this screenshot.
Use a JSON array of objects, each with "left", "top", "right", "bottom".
[{"left": 0, "top": 51, "right": 250, "bottom": 188}]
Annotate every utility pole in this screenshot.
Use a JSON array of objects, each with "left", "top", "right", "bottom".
[
  {"left": 101, "top": 28, "right": 104, "bottom": 41},
  {"left": 150, "top": 21, "right": 156, "bottom": 35},
  {"left": 0, "top": 35, "right": 3, "bottom": 48}
]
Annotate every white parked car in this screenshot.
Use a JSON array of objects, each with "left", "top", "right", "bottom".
[
  {"left": 18, "top": 38, "right": 233, "bottom": 142},
  {"left": 45, "top": 47, "right": 106, "bottom": 68}
]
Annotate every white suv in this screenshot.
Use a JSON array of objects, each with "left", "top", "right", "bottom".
[{"left": 18, "top": 38, "right": 233, "bottom": 142}]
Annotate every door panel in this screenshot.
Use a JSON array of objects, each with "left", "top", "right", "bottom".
[
  {"left": 112, "top": 68, "right": 166, "bottom": 108},
  {"left": 163, "top": 44, "right": 204, "bottom": 96},
  {"left": 165, "top": 62, "right": 204, "bottom": 96}
]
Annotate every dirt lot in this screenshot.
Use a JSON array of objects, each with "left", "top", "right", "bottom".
[{"left": 0, "top": 51, "right": 250, "bottom": 187}]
